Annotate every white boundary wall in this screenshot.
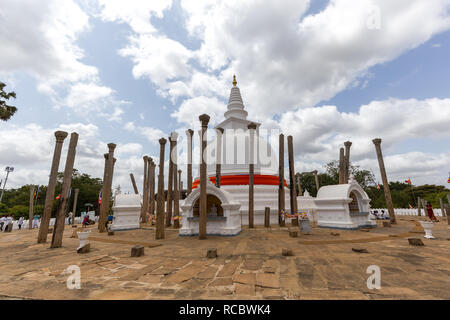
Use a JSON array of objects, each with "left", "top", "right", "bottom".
[{"left": 371, "top": 208, "right": 444, "bottom": 217}]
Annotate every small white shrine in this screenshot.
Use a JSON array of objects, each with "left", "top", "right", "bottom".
[
  {"left": 314, "top": 178, "right": 376, "bottom": 230},
  {"left": 297, "top": 190, "right": 318, "bottom": 224},
  {"left": 110, "top": 194, "right": 141, "bottom": 231},
  {"left": 180, "top": 181, "right": 242, "bottom": 236}
]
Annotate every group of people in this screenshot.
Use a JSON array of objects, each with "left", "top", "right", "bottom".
[
  {"left": 371, "top": 203, "right": 439, "bottom": 221},
  {"left": 0, "top": 215, "right": 27, "bottom": 231}
]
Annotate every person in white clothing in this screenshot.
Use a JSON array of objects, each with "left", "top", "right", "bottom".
[
  {"left": 0, "top": 216, "right": 5, "bottom": 231},
  {"left": 18, "top": 216, "right": 24, "bottom": 230}
]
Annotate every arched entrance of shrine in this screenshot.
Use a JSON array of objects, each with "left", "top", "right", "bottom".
[{"left": 193, "top": 195, "right": 224, "bottom": 217}]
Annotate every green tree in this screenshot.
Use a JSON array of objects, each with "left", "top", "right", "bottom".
[{"left": 0, "top": 82, "right": 17, "bottom": 121}]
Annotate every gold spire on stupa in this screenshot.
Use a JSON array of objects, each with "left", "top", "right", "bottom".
[{"left": 233, "top": 74, "right": 237, "bottom": 86}]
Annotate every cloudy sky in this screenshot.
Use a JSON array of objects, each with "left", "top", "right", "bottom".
[{"left": 1, "top": 0, "right": 450, "bottom": 193}]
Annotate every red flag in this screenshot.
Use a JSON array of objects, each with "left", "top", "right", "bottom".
[
  {"left": 56, "top": 194, "right": 61, "bottom": 200},
  {"left": 376, "top": 183, "right": 380, "bottom": 190},
  {"left": 405, "top": 178, "right": 412, "bottom": 185}
]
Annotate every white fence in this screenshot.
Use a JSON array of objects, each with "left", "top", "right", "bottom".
[{"left": 371, "top": 208, "right": 445, "bottom": 217}]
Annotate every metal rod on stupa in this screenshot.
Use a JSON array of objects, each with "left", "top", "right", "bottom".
[
  {"left": 156, "top": 138, "right": 167, "bottom": 239},
  {"left": 186, "top": 129, "right": 194, "bottom": 195},
  {"left": 199, "top": 114, "right": 210, "bottom": 240},
  {"left": 372, "top": 138, "right": 396, "bottom": 224},
  {"left": 344, "top": 141, "right": 352, "bottom": 183},
  {"left": 38, "top": 131, "right": 68, "bottom": 243},
  {"left": 215, "top": 127, "right": 224, "bottom": 188},
  {"left": 51, "top": 133, "right": 79, "bottom": 248},
  {"left": 278, "top": 134, "right": 286, "bottom": 227},
  {"left": 99, "top": 143, "right": 116, "bottom": 233},
  {"left": 288, "top": 136, "right": 298, "bottom": 226},
  {"left": 248, "top": 123, "right": 257, "bottom": 229},
  {"left": 130, "top": 173, "right": 139, "bottom": 195},
  {"left": 141, "top": 156, "right": 149, "bottom": 223},
  {"left": 339, "top": 147, "right": 345, "bottom": 184},
  {"left": 173, "top": 134, "right": 180, "bottom": 229}
]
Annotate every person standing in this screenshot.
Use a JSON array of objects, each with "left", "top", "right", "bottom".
[
  {"left": 426, "top": 203, "right": 438, "bottom": 221},
  {"left": 18, "top": 216, "right": 24, "bottom": 230},
  {"left": 68, "top": 211, "right": 73, "bottom": 225},
  {"left": 0, "top": 216, "right": 5, "bottom": 231},
  {"left": 32, "top": 214, "right": 40, "bottom": 229},
  {"left": 5, "top": 215, "right": 13, "bottom": 232}
]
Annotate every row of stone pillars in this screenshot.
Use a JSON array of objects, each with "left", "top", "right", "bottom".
[{"left": 37, "top": 131, "right": 80, "bottom": 248}]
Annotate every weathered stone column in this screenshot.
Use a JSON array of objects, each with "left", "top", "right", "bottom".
[
  {"left": 144, "top": 157, "right": 153, "bottom": 223},
  {"left": 166, "top": 133, "right": 177, "bottom": 227},
  {"left": 149, "top": 159, "right": 156, "bottom": 217},
  {"left": 141, "top": 156, "right": 149, "bottom": 223},
  {"left": 156, "top": 138, "right": 167, "bottom": 240},
  {"left": 278, "top": 134, "right": 286, "bottom": 227},
  {"left": 38, "top": 131, "right": 68, "bottom": 243},
  {"left": 178, "top": 170, "right": 182, "bottom": 196},
  {"left": 173, "top": 136, "right": 180, "bottom": 229},
  {"left": 344, "top": 141, "right": 352, "bottom": 183},
  {"left": 339, "top": 147, "right": 345, "bottom": 184},
  {"left": 447, "top": 195, "right": 450, "bottom": 205},
  {"left": 372, "top": 138, "right": 396, "bottom": 223},
  {"left": 439, "top": 198, "right": 446, "bottom": 217},
  {"left": 313, "top": 170, "right": 320, "bottom": 192},
  {"left": 186, "top": 129, "right": 194, "bottom": 195},
  {"left": 264, "top": 207, "right": 270, "bottom": 228},
  {"left": 71, "top": 188, "right": 79, "bottom": 225},
  {"left": 296, "top": 174, "right": 303, "bottom": 196},
  {"left": 130, "top": 173, "right": 139, "bottom": 195},
  {"left": 248, "top": 123, "right": 257, "bottom": 229},
  {"left": 417, "top": 197, "right": 422, "bottom": 216},
  {"left": 29, "top": 186, "right": 35, "bottom": 230},
  {"left": 288, "top": 136, "right": 298, "bottom": 226},
  {"left": 99, "top": 143, "right": 117, "bottom": 233},
  {"left": 421, "top": 198, "right": 427, "bottom": 215},
  {"left": 215, "top": 127, "right": 224, "bottom": 188},
  {"left": 445, "top": 204, "right": 450, "bottom": 225},
  {"left": 199, "top": 114, "right": 210, "bottom": 240},
  {"left": 51, "top": 133, "right": 79, "bottom": 248}
]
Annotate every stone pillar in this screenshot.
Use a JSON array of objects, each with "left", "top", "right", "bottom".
[
  {"left": 99, "top": 143, "right": 117, "bottom": 233},
  {"left": 51, "top": 133, "right": 79, "bottom": 248},
  {"left": 421, "top": 199, "right": 427, "bottom": 216},
  {"left": 215, "top": 127, "right": 224, "bottom": 188},
  {"left": 166, "top": 133, "right": 177, "bottom": 227},
  {"left": 278, "top": 134, "right": 286, "bottom": 227},
  {"left": 141, "top": 156, "right": 149, "bottom": 223},
  {"left": 199, "top": 114, "right": 210, "bottom": 240},
  {"left": 447, "top": 195, "right": 450, "bottom": 204},
  {"left": 172, "top": 134, "right": 180, "bottom": 229},
  {"left": 264, "top": 207, "right": 270, "bottom": 228},
  {"left": 313, "top": 170, "right": 320, "bottom": 192},
  {"left": 372, "top": 138, "right": 396, "bottom": 223},
  {"left": 439, "top": 198, "right": 446, "bottom": 217},
  {"left": 288, "top": 136, "right": 298, "bottom": 226},
  {"left": 38, "top": 131, "right": 68, "bottom": 243},
  {"left": 248, "top": 123, "right": 257, "bottom": 229},
  {"left": 29, "top": 185, "right": 35, "bottom": 230},
  {"left": 296, "top": 174, "right": 303, "bottom": 197},
  {"left": 156, "top": 138, "right": 167, "bottom": 240},
  {"left": 144, "top": 157, "right": 153, "bottom": 223},
  {"left": 339, "top": 147, "right": 345, "bottom": 184},
  {"left": 344, "top": 141, "right": 352, "bottom": 183},
  {"left": 178, "top": 170, "right": 182, "bottom": 196},
  {"left": 445, "top": 204, "right": 450, "bottom": 225},
  {"left": 149, "top": 159, "right": 156, "bottom": 217},
  {"left": 417, "top": 197, "right": 422, "bottom": 216},
  {"left": 71, "top": 188, "right": 79, "bottom": 225},
  {"left": 130, "top": 173, "right": 139, "bottom": 195},
  {"left": 186, "top": 129, "right": 194, "bottom": 195}
]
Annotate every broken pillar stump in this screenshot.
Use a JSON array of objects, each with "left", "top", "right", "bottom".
[
  {"left": 206, "top": 248, "right": 218, "bottom": 259},
  {"left": 408, "top": 238, "right": 424, "bottom": 246},
  {"left": 282, "top": 248, "right": 294, "bottom": 256},
  {"left": 383, "top": 221, "right": 391, "bottom": 228},
  {"left": 77, "top": 243, "right": 90, "bottom": 254},
  {"left": 289, "top": 230, "right": 298, "bottom": 238},
  {"left": 72, "top": 225, "right": 77, "bottom": 228},
  {"left": 264, "top": 207, "right": 270, "bottom": 228},
  {"left": 131, "top": 245, "right": 145, "bottom": 257},
  {"left": 108, "top": 231, "right": 115, "bottom": 236},
  {"left": 330, "top": 232, "right": 340, "bottom": 236}
]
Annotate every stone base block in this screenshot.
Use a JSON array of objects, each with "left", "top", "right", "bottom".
[
  {"left": 408, "top": 238, "right": 424, "bottom": 246},
  {"left": 289, "top": 230, "right": 298, "bottom": 238},
  {"left": 282, "top": 248, "right": 293, "bottom": 256},
  {"left": 206, "top": 248, "right": 218, "bottom": 259},
  {"left": 77, "top": 243, "right": 90, "bottom": 254},
  {"left": 131, "top": 245, "right": 144, "bottom": 257},
  {"left": 108, "top": 231, "right": 115, "bottom": 236},
  {"left": 383, "top": 221, "right": 391, "bottom": 228}
]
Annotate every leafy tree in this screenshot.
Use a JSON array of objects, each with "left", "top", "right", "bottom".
[{"left": 0, "top": 82, "right": 17, "bottom": 121}]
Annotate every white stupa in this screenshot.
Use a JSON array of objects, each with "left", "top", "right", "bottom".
[{"left": 184, "top": 76, "right": 294, "bottom": 231}]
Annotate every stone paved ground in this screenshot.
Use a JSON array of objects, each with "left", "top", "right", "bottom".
[{"left": 0, "top": 217, "right": 448, "bottom": 300}]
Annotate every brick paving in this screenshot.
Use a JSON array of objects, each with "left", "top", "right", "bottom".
[{"left": 0, "top": 217, "right": 448, "bottom": 300}]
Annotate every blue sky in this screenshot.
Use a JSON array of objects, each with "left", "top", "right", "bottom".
[{"left": 0, "top": 0, "right": 449, "bottom": 192}]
